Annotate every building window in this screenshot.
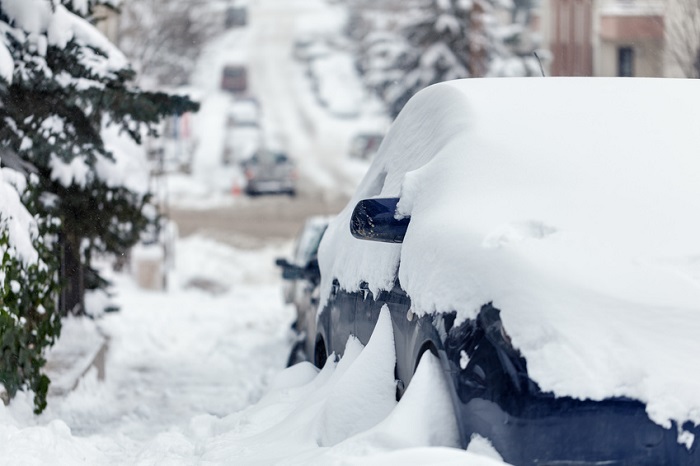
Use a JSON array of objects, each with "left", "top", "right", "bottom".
[{"left": 618, "top": 46, "right": 634, "bottom": 77}]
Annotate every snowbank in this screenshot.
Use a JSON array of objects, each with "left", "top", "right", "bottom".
[{"left": 0, "top": 236, "right": 508, "bottom": 464}]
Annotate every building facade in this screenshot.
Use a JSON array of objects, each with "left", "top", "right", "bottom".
[{"left": 539, "top": 0, "right": 685, "bottom": 77}]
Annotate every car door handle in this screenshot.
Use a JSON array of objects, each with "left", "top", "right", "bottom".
[{"left": 359, "top": 281, "right": 371, "bottom": 300}]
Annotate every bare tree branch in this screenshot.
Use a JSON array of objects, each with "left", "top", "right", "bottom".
[{"left": 666, "top": 0, "right": 700, "bottom": 78}]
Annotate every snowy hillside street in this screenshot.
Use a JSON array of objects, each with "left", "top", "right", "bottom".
[
  {"left": 3, "top": 0, "right": 699, "bottom": 463},
  {"left": 178, "top": 0, "right": 387, "bottom": 208}
]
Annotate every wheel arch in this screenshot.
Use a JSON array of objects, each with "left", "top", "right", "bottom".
[{"left": 314, "top": 332, "right": 328, "bottom": 368}]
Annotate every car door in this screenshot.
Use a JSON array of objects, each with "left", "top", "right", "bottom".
[
  {"left": 353, "top": 283, "right": 411, "bottom": 386},
  {"left": 324, "top": 280, "right": 359, "bottom": 360}
]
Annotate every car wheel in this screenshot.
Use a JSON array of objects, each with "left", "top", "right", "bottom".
[
  {"left": 395, "top": 365, "right": 405, "bottom": 401},
  {"left": 415, "top": 342, "right": 439, "bottom": 373},
  {"left": 286, "top": 340, "right": 306, "bottom": 367},
  {"left": 399, "top": 341, "right": 439, "bottom": 401},
  {"left": 314, "top": 336, "right": 327, "bottom": 369}
]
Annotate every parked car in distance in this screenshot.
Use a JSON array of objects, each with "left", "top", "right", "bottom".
[
  {"left": 292, "top": 35, "right": 331, "bottom": 62},
  {"left": 222, "top": 97, "right": 262, "bottom": 165},
  {"left": 222, "top": 125, "right": 261, "bottom": 165},
  {"left": 225, "top": 6, "right": 247, "bottom": 28},
  {"left": 349, "top": 132, "right": 383, "bottom": 160},
  {"left": 308, "top": 53, "right": 364, "bottom": 119},
  {"left": 312, "top": 78, "right": 700, "bottom": 465},
  {"left": 241, "top": 150, "right": 296, "bottom": 196},
  {"left": 275, "top": 216, "right": 331, "bottom": 366},
  {"left": 226, "top": 97, "right": 260, "bottom": 128},
  {"left": 221, "top": 65, "right": 247, "bottom": 94}
]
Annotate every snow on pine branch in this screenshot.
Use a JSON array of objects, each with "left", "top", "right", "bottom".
[
  {"left": 0, "top": 34, "right": 12, "bottom": 82},
  {"left": 0, "top": 0, "right": 128, "bottom": 77},
  {"left": 65, "top": 0, "right": 122, "bottom": 16},
  {"left": 0, "top": 164, "right": 39, "bottom": 265}
]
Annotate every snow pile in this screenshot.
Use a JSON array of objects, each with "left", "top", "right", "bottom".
[
  {"left": 44, "top": 317, "right": 106, "bottom": 396},
  {"left": 319, "top": 78, "right": 700, "bottom": 432},
  {"left": 317, "top": 307, "right": 397, "bottom": 446},
  {"left": 0, "top": 418, "right": 106, "bottom": 465},
  {"left": 199, "top": 308, "right": 499, "bottom": 465},
  {"left": 0, "top": 237, "right": 507, "bottom": 464}
]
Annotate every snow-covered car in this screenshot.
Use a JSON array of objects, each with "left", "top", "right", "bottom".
[
  {"left": 275, "top": 216, "right": 331, "bottom": 365},
  {"left": 293, "top": 35, "right": 331, "bottom": 62},
  {"left": 221, "top": 64, "right": 248, "bottom": 94},
  {"left": 348, "top": 132, "right": 383, "bottom": 160},
  {"left": 308, "top": 53, "right": 364, "bottom": 118},
  {"left": 312, "top": 78, "right": 700, "bottom": 465},
  {"left": 224, "top": 6, "right": 247, "bottom": 28},
  {"left": 226, "top": 97, "right": 260, "bottom": 128},
  {"left": 241, "top": 150, "right": 296, "bottom": 196},
  {"left": 222, "top": 125, "right": 261, "bottom": 165}
]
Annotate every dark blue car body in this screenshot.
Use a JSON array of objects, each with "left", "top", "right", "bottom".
[
  {"left": 313, "top": 279, "right": 700, "bottom": 465},
  {"left": 297, "top": 199, "right": 700, "bottom": 466}
]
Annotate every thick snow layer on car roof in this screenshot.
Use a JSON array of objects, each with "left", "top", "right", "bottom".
[{"left": 318, "top": 78, "right": 700, "bottom": 434}]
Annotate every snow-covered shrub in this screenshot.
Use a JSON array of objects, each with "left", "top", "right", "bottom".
[{"left": 0, "top": 172, "right": 61, "bottom": 414}]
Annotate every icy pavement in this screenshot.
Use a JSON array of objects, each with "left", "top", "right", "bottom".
[{"left": 0, "top": 235, "right": 507, "bottom": 465}]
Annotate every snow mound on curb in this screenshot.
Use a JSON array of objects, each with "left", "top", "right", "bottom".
[
  {"left": 201, "top": 308, "right": 507, "bottom": 465},
  {"left": 356, "top": 350, "right": 460, "bottom": 449},
  {"left": 318, "top": 306, "right": 397, "bottom": 446}
]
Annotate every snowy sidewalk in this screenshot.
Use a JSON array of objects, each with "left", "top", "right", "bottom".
[{"left": 44, "top": 317, "right": 108, "bottom": 396}]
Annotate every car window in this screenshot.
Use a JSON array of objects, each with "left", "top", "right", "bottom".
[{"left": 293, "top": 222, "right": 328, "bottom": 266}]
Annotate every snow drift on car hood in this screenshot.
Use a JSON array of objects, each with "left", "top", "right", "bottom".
[{"left": 318, "top": 78, "right": 700, "bottom": 439}]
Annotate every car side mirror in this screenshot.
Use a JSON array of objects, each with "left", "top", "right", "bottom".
[
  {"left": 275, "top": 258, "right": 303, "bottom": 280},
  {"left": 350, "top": 197, "right": 410, "bottom": 243},
  {"left": 275, "top": 258, "right": 287, "bottom": 267}
]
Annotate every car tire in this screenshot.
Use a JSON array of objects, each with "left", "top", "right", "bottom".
[
  {"left": 314, "top": 336, "right": 327, "bottom": 369},
  {"left": 398, "top": 341, "right": 439, "bottom": 401},
  {"left": 286, "top": 340, "right": 306, "bottom": 367}
]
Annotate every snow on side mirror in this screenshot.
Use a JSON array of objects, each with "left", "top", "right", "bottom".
[{"left": 350, "top": 198, "right": 410, "bottom": 243}]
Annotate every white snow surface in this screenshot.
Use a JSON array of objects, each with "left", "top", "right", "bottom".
[
  {"left": 0, "top": 166, "right": 38, "bottom": 264},
  {"left": 0, "top": 0, "right": 127, "bottom": 74},
  {"left": 0, "top": 37, "right": 12, "bottom": 83},
  {"left": 319, "top": 78, "right": 700, "bottom": 431},
  {"left": 0, "top": 236, "right": 508, "bottom": 465},
  {"left": 100, "top": 125, "right": 150, "bottom": 195},
  {"left": 48, "top": 125, "right": 150, "bottom": 191}
]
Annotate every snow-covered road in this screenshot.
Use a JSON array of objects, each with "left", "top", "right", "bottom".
[{"left": 177, "top": 0, "right": 387, "bottom": 207}]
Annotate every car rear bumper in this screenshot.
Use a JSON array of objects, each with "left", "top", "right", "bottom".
[
  {"left": 456, "top": 395, "right": 700, "bottom": 466},
  {"left": 246, "top": 179, "right": 295, "bottom": 194}
]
